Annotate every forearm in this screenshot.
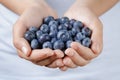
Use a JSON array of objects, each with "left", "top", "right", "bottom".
[
  {"left": 0, "top": 0, "right": 44, "bottom": 15},
  {"left": 76, "top": 0, "right": 119, "bottom": 17}
]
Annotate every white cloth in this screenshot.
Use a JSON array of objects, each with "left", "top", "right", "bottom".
[{"left": 0, "top": 0, "right": 120, "bottom": 80}]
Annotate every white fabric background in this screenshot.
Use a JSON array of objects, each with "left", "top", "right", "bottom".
[{"left": 0, "top": 0, "right": 120, "bottom": 80}]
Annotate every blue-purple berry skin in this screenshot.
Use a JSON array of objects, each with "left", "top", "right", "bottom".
[
  {"left": 42, "top": 41, "right": 52, "bottom": 49},
  {"left": 69, "top": 19, "right": 76, "bottom": 26},
  {"left": 29, "top": 27, "right": 38, "bottom": 32},
  {"left": 51, "top": 38, "right": 57, "bottom": 44},
  {"left": 40, "top": 24, "right": 50, "bottom": 33},
  {"left": 82, "top": 27, "right": 92, "bottom": 37},
  {"left": 53, "top": 40, "right": 64, "bottom": 50},
  {"left": 36, "top": 30, "right": 43, "bottom": 39},
  {"left": 58, "top": 24, "right": 67, "bottom": 31},
  {"left": 75, "top": 32, "right": 85, "bottom": 41},
  {"left": 49, "top": 20, "right": 58, "bottom": 26},
  {"left": 49, "top": 30, "right": 57, "bottom": 38},
  {"left": 64, "top": 23, "right": 72, "bottom": 30},
  {"left": 38, "top": 34, "right": 50, "bottom": 44},
  {"left": 57, "top": 30, "right": 70, "bottom": 42},
  {"left": 71, "top": 28, "right": 78, "bottom": 36},
  {"left": 24, "top": 31, "right": 36, "bottom": 41},
  {"left": 66, "top": 40, "right": 73, "bottom": 48},
  {"left": 55, "top": 18, "right": 61, "bottom": 25},
  {"left": 73, "top": 21, "right": 84, "bottom": 29},
  {"left": 82, "top": 37, "right": 91, "bottom": 47},
  {"left": 31, "top": 39, "right": 39, "bottom": 49},
  {"left": 60, "top": 17, "right": 69, "bottom": 24},
  {"left": 44, "top": 16, "right": 54, "bottom": 24},
  {"left": 50, "top": 24, "right": 58, "bottom": 31}
]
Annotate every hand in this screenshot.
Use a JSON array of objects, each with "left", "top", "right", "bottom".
[
  {"left": 48, "top": 2, "right": 103, "bottom": 71},
  {"left": 13, "top": 1, "right": 64, "bottom": 66}
]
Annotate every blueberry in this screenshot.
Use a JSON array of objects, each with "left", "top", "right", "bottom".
[
  {"left": 73, "top": 21, "right": 84, "bottom": 29},
  {"left": 58, "top": 24, "right": 67, "bottom": 31},
  {"left": 75, "top": 32, "right": 85, "bottom": 41},
  {"left": 24, "top": 16, "right": 92, "bottom": 51},
  {"left": 69, "top": 19, "right": 76, "bottom": 26},
  {"left": 49, "top": 30, "right": 57, "bottom": 38},
  {"left": 55, "top": 18, "right": 61, "bottom": 25},
  {"left": 53, "top": 40, "right": 64, "bottom": 50},
  {"left": 42, "top": 41, "right": 52, "bottom": 49},
  {"left": 75, "top": 39, "right": 81, "bottom": 43},
  {"left": 60, "top": 17, "right": 69, "bottom": 24},
  {"left": 44, "top": 16, "right": 54, "bottom": 24},
  {"left": 49, "top": 20, "right": 58, "bottom": 26},
  {"left": 82, "top": 27, "right": 92, "bottom": 37},
  {"left": 29, "top": 27, "right": 38, "bottom": 32},
  {"left": 38, "top": 34, "right": 50, "bottom": 44},
  {"left": 36, "top": 30, "right": 43, "bottom": 39},
  {"left": 57, "top": 30, "right": 70, "bottom": 42},
  {"left": 66, "top": 40, "right": 73, "bottom": 48},
  {"left": 31, "top": 39, "right": 39, "bottom": 49},
  {"left": 24, "top": 31, "right": 36, "bottom": 41},
  {"left": 82, "top": 37, "right": 91, "bottom": 47},
  {"left": 50, "top": 24, "right": 58, "bottom": 31},
  {"left": 64, "top": 23, "right": 72, "bottom": 30},
  {"left": 68, "top": 30, "right": 73, "bottom": 37},
  {"left": 40, "top": 24, "right": 49, "bottom": 33},
  {"left": 71, "top": 28, "right": 78, "bottom": 36},
  {"left": 51, "top": 38, "right": 57, "bottom": 44}
]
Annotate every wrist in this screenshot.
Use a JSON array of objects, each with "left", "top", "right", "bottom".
[
  {"left": 0, "top": 0, "right": 48, "bottom": 15},
  {"left": 75, "top": 0, "right": 118, "bottom": 17},
  {"left": 74, "top": 0, "right": 99, "bottom": 17}
]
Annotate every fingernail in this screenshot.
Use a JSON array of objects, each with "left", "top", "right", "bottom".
[
  {"left": 49, "top": 52, "right": 54, "bottom": 56},
  {"left": 56, "top": 61, "right": 62, "bottom": 66},
  {"left": 65, "top": 52, "right": 74, "bottom": 57},
  {"left": 21, "top": 46, "right": 28, "bottom": 55},
  {"left": 63, "top": 59, "right": 67, "bottom": 64}
]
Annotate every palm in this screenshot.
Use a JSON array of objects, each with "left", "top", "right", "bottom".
[
  {"left": 19, "top": 5, "right": 57, "bottom": 28},
  {"left": 56, "top": 6, "right": 103, "bottom": 71},
  {"left": 13, "top": 2, "right": 60, "bottom": 66}
]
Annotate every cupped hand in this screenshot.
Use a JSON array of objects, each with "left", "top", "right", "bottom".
[
  {"left": 13, "top": 1, "right": 64, "bottom": 66},
  {"left": 47, "top": 2, "right": 103, "bottom": 71}
]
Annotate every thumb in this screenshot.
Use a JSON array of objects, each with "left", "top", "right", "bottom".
[{"left": 13, "top": 20, "right": 31, "bottom": 57}]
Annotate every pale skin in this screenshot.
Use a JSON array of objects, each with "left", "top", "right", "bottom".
[{"left": 0, "top": 0, "right": 118, "bottom": 71}]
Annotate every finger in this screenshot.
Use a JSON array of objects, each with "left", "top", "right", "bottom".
[
  {"left": 13, "top": 20, "right": 31, "bottom": 57},
  {"left": 36, "top": 56, "right": 55, "bottom": 66},
  {"left": 29, "top": 48, "right": 54, "bottom": 62},
  {"left": 47, "top": 59, "right": 64, "bottom": 68},
  {"left": 71, "top": 42, "right": 96, "bottom": 60},
  {"left": 65, "top": 48, "right": 90, "bottom": 66},
  {"left": 36, "top": 50, "right": 64, "bottom": 66},
  {"left": 17, "top": 50, "right": 30, "bottom": 61},
  {"left": 54, "top": 50, "right": 65, "bottom": 58},
  {"left": 90, "top": 19, "right": 103, "bottom": 55},
  {"left": 59, "top": 66, "right": 68, "bottom": 71},
  {"left": 63, "top": 56, "right": 77, "bottom": 68},
  {"left": 64, "top": 12, "right": 103, "bottom": 55}
]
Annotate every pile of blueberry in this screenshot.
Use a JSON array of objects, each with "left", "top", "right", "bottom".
[{"left": 24, "top": 16, "right": 92, "bottom": 51}]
